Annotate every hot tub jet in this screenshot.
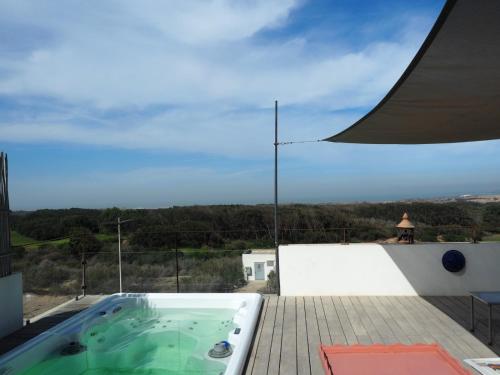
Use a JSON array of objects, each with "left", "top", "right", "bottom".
[
  {"left": 208, "top": 341, "right": 233, "bottom": 358},
  {"left": 60, "top": 341, "right": 87, "bottom": 356}
]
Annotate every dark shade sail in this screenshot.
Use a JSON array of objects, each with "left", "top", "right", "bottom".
[{"left": 326, "top": 0, "right": 500, "bottom": 144}]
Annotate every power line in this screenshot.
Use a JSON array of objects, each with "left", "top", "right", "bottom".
[{"left": 278, "top": 139, "right": 323, "bottom": 145}]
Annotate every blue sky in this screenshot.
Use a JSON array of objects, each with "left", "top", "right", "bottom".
[{"left": 2, "top": 0, "right": 500, "bottom": 210}]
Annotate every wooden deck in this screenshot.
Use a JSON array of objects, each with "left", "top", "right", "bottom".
[
  {"left": 0, "top": 295, "right": 105, "bottom": 356},
  {"left": 245, "top": 296, "right": 500, "bottom": 375},
  {"left": 2, "top": 294, "right": 500, "bottom": 374}
]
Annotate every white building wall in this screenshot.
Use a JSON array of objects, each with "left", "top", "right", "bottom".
[
  {"left": 242, "top": 253, "right": 275, "bottom": 281},
  {"left": 279, "top": 243, "right": 500, "bottom": 296},
  {"left": 0, "top": 273, "right": 23, "bottom": 338}
]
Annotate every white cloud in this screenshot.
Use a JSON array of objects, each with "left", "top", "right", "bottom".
[
  {"left": 0, "top": 0, "right": 300, "bottom": 106},
  {"left": 3, "top": 1, "right": 499, "bottom": 208},
  {"left": 0, "top": 13, "right": 422, "bottom": 158},
  {"left": 0, "top": 34, "right": 416, "bottom": 109},
  {"left": 122, "top": 0, "right": 299, "bottom": 44},
  {"left": 0, "top": 0, "right": 423, "bottom": 111},
  {"left": 0, "top": 106, "right": 361, "bottom": 160}
]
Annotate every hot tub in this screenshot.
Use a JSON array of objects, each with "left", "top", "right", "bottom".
[{"left": 0, "top": 293, "right": 263, "bottom": 375}]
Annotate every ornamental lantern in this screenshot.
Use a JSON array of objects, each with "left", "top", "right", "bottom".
[{"left": 396, "top": 212, "right": 415, "bottom": 244}]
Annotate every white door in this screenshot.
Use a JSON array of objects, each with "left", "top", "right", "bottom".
[{"left": 254, "top": 262, "right": 265, "bottom": 280}]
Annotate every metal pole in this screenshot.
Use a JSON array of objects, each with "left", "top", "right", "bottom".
[
  {"left": 175, "top": 232, "right": 180, "bottom": 293},
  {"left": 274, "top": 100, "right": 281, "bottom": 296},
  {"left": 0, "top": 153, "right": 12, "bottom": 277},
  {"left": 489, "top": 303, "right": 493, "bottom": 345},
  {"left": 118, "top": 217, "right": 122, "bottom": 293},
  {"left": 81, "top": 251, "right": 87, "bottom": 297}
]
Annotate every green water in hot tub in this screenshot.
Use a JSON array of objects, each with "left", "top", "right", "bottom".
[{"left": 19, "top": 308, "right": 238, "bottom": 375}]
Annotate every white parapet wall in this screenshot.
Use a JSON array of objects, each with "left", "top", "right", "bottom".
[
  {"left": 0, "top": 273, "right": 23, "bottom": 338},
  {"left": 279, "top": 243, "right": 500, "bottom": 296}
]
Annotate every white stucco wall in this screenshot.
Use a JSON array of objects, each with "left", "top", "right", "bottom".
[
  {"left": 242, "top": 253, "right": 275, "bottom": 281},
  {"left": 279, "top": 243, "right": 500, "bottom": 296},
  {"left": 0, "top": 272, "right": 23, "bottom": 338}
]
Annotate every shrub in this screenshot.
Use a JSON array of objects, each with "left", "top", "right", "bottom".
[
  {"left": 181, "top": 257, "right": 246, "bottom": 292},
  {"left": 266, "top": 270, "right": 278, "bottom": 294},
  {"left": 225, "top": 240, "right": 249, "bottom": 250},
  {"left": 24, "top": 259, "right": 76, "bottom": 294}
]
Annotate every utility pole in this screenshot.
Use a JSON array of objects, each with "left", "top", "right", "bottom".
[
  {"left": 274, "top": 100, "right": 281, "bottom": 296},
  {"left": 116, "top": 217, "right": 133, "bottom": 294}
]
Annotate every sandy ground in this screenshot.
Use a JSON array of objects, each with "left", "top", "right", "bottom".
[
  {"left": 23, "top": 294, "right": 73, "bottom": 319},
  {"left": 237, "top": 280, "right": 267, "bottom": 293}
]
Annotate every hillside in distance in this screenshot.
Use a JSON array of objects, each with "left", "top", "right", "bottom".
[
  {"left": 9, "top": 200, "right": 500, "bottom": 295},
  {"left": 10, "top": 200, "right": 500, "bottom": 245}
]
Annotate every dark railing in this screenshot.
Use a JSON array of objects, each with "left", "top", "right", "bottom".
[
  {"left": 0, "top": 253, "right": 11, "bottom": 277},
  {"left": 9, "top": 224, "right": 489, "bottom": 297},
  {"left": 77, "top": 247, "right": 249, "bottom": 296}
]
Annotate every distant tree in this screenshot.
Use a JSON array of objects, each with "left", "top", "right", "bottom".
[
  {"left": 483, "top": 204, "right": 500, "bottom": 231},
  {"left": 130, "top": 225, "right": 175, "bottom": 249},
  {"left": 68, "top": 227, "right": 102, "bottom": 257}
]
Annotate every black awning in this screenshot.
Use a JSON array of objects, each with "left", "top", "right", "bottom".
[{"left": 326, "top": 0, "right": 500, "bottom": 144}]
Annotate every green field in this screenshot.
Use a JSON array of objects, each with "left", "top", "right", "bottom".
[
  {"left": 482, "top": 233, "right": 500, "bottom": 241},
  {"left": 11, "top": 231, "right": 116, "bottom": 249},
  {"left": 11, "top": 231, "right": 69, "bottom": 249},
  {"left": 95, "top": 233, "right": 116, "bottom": 242},
  {"left": 10, "top": 231, "right": 37, "bottom": 246}
]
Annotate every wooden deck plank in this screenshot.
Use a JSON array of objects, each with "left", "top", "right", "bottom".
[
  {"left": 313, "top": 297, "right": 332, "bottom": 345},
  {"left": 245, "top": 296, "right": 270, "bottom": 375},
  {"left": 378, "top": 296, "right": 426, "bottom": 343},
  {"left": 424, "top": 296, "right": 486, "bottom": 345},
  {"left": 398, "top": 297, "right": 470, "bottom": 359},
  {"left": 416, "top": 296, "right": 495, "bottom": 359},
  {"left": 369, "top": 296, "right": 411, "bottom": 344},
  {"left": 279, "top": 297, "right": 297, "bottom": 375},
  {"left": 431, "top": 296, "right": 493, "bottom": 358},
  {"left": 252, "top": 295, "right": 278, "bottom": 375},
  {"left": 350, "top": 296, "right": 384, "bottom": 344},
  {"left": 423, "top": 296, "right": 498, "bottom": 356},
  {"left": 435, "top": 296, "right": 472, "bottom": 328},
  {"left": 296, "top": 297, "right": 311, "bottom": 375},
  {"left": 304, "top": 297, "right": 323, "bottom": 375},
  {"left": 396, "top": 297, "right": 470, "bottom": 360},
  {"left": 340, "top": 296, "right": 372, "bottom": 344},
  {"left": 357, "top": 296, "right": 398, "bottom": 344},
  {"left": 452, "top": 295, "right": 500, "bottom": 327},
  {"left": 366, "top": 296, "right": 410, "bottom": 344},
  {"left": 411, "top": 297, "right": 489, "bottom": 374},
  {"left": 388, "top": 297, "right": 436, "bottom": 344},
  {"left": 444, "top": 296, "right": 493, "bottom": 338},
  {"left": 320, "top": 296, "right": 347, "bottom": 345},
  {"left": 331, "top": 296, "right": 358, "bottom": 345},
  {"left": 449, "top": 296, "right": 500, "bottom": 354},
  {"left": 243, "top": 296, "right": 500, "bottom": 375},
  {"left": 449, "top": 295, "right": 500, "bottom": 352},
  {"left": 267, "top": 297, "right": 285, "bottom": 375}
]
